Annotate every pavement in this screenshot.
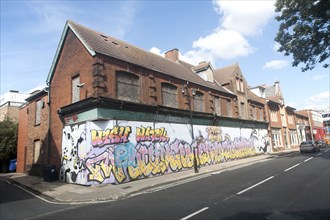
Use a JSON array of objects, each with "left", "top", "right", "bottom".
[{"left": 0, "top": 149, "right": 299, "bottom": 204}]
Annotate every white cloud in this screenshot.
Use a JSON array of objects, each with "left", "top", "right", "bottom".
[
  {"left": 302, "top": 91, "right": 330, "bottom": 110},
  {"left": 177, "top": 0, "right": 275, "bottom": 66},
  {"left": 182, "top": 29, "right": 255, "bottom": 65},
  {"left": 28, "top": 2, "right": 78, "bottom": 34},
  {"left": 262, "top": 60, "right": 288, "bottom": 70},
  {"left": 310, "top": 74, "right": 328, "bottom": 81},
  {"left": 149, "top": 47, "right": 163, "bottom": 56},
  {"left": 307, "top": 92, "right": 330, "bottom": 102},
  {"left": 213, "top": 0, "right": 275, "bottom": 36}
]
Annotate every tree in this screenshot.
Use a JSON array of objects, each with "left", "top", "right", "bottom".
[
  {"left": 0, "top": 117, "right": 18, "bottom": 161},
  {"left": 274, "top": 0, "right": 330, "bottom": 71}
]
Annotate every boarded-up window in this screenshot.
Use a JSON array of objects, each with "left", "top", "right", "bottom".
[
  {"left": 240, "top": 102, "right": 245, "bottom": 118},
  {"left": 193, "top": 91, "right": 204, "bottom": 112},
  {"left": 215, "top": 97, "right": 221, "bottom": 115},
  {"left": 253, "top": 106, "right": 257, "bottom": 120},
  {"left": 35, "top": 99, "right": 42, "bottom": 125},
  {"left": 116, "top": 71, "right": 140, "bottom": 103},
  {"left": 259, "top": 108, "right": 263, "bottom": 121},
  {"left": 72, "top": 75, "right": 80, "bottom": 103},
  {"left": 161, "top": 83, "right": 178, "bottom": 108},
  {"left": 34, "top": 140, "right": 41, "bottom": 164},
  {"left": 227, "top": 99, "right": 232, "bottom": 117}
]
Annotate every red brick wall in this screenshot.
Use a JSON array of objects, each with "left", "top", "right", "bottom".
[
  {"left": 49, "top": 29, "right": 94, "bottom": 168},
  {"left": 16, "top": 106, "right": 28, "bottom": 173},
  {"left": 48, "top": 28, "right": 238, "bottom": 170}
]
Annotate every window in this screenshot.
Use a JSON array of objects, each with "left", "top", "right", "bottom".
[
  {"left": 270, "top": 110, "right": 278, "bottom": 122},
  {"left": 161, "top": 83, "right": 178, "bottom": 108},
  {"left": 215, "top": 97, "right": 221, "bottom": 115},
  {"left": 34, "top": 140, "right": 41, "bottom": 164},
  {"left": 236, "top": 77, "right": 244, "bottom": 92},
  {"left": 289, "top": 130, "right": 298, "bottom": 145},
  {"left": 227, "top": 99, "right": 232, "bottom": 117},
  {"left": 116, "top": 71, "right": 140, "bottom": 103},
  {"left": 271, "top": 129, "right": 282, "bottom": 147},
  {"left": 240, "top": 102, "right": 245, "bottom": 118},
  {"left": 236, "top": 78, "right": 240, "bottom": 91},
  {"left": 35, "top": 100, "right": 42, "bottom": 125},
  {"left": 252, "top": 106, "right": 257, "bottom": 120},
  {"left": 193, "top": 91, "right": 204, "bottom": 112},
  {"left": 259, "top": 108, "right": 263, "bottom": 121},
  {"left": 288, "top": 115, "right": 294, "bottom": 124},
  {"left": 72, "top": 75, "right": 80, "bottom": 103},
  {"left": 240, "top": 80, "right": 244, "bottom": 93}
]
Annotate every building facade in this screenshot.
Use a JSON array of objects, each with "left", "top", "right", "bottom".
[
  {"left": 297, "top": 110, "right": 325, "bottom": 141},
  {"left": 0, "top": 90, "right": 30, "bottom": 122},
  {"left": 16, "top": 20, "right": 279, "bottom": 185},
  {"left": 16, "top": 90, "right": 49, "bottom": 174}
]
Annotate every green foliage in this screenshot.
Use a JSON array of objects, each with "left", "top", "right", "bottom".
[
  {"left": 275, "top": 0, "right": 330, "bottom": 71},
  {"left": 0, "top": 118, "right": 18, "bottom": 160}
]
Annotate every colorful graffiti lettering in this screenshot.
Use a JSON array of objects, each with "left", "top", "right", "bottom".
[
  {"left": 136, "top": 126, "right": 170, "bottom": 143},
  {"left": 91, "top": 126, "right": 131, "bottom": 147},
  {"left": 61, "top": 121, "right": 269, "bottom": 185}
]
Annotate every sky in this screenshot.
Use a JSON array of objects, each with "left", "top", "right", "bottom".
[{"left": 1, "top": 0, "right": 329, "bottom": 111}]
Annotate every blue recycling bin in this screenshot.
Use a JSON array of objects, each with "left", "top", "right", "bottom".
[{"left": 9, "top": 159, "right": 17, "bottom": 172}]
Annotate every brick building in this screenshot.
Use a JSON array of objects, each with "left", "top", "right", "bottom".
[
  {"left": 250, "top": 81, "right": 300, "bottom": 151},
  {"left": 0, "top": 90, "right": 30, "bottom": 122},
  {"left": 17, "top": 20, "right": 271, "bottom": 185},
  {"left": 16, "top": 89, "right": 49, "bottom": 174}
]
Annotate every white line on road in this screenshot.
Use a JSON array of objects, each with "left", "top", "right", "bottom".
[
  {"left": 304, "top": 157, "right": 314, "bottom": 162},
  {"left": 316, "top": 153, "right": 322, "bottom": 156},
  {"left": 284, "top": 163, "right": 301, "bottom": 172},
  {"left": 324, "top": 150, "right": 329, "bottom": 153},
  {"left": 237, "top": 176, "right": 274, "bottom": 195},
  {"left": 180, "top": 207, "right": 209, "bottom": 220}
]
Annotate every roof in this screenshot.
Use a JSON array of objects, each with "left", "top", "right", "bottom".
[
  {"left": 213, "top": 63, "right": 264, "bottom": 104},
  {"left": 47, "top": 20, "right": 232, "bottom": 95},
  {"left": 192, "top": 61, "right": 211, "bottom": 73},
  {"left": 213, "top": 64, "right": 238, "bottom": 85}
]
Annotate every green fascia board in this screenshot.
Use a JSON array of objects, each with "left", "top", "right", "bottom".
[{"left": 63, "top": 107, "right": 267, "bottom": 130}]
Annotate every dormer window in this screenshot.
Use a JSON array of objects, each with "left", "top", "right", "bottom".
[{"left": 192, "top": 61, "right": 214, "bottom": 83}]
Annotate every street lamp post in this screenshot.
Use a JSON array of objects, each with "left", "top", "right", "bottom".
[{"left": 182, "top": 86, "right": 198, "bottom": 173}]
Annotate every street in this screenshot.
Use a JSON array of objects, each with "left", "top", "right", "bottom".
[{"left": 1, "top": 149, "right": 329, "bottom": 220}]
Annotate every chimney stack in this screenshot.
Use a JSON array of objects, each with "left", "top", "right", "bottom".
[{"left": 165, "top": 48, "right": 179, "bottom": 62}]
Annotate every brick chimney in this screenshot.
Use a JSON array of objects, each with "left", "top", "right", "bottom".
[{"left": 165, "top": 48, "right": 179, "bottom": 62}]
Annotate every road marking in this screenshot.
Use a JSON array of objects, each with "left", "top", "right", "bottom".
[
  {"left": 324, "top": 150, "right": 329, "bottom": 153},
  {"left": 237, "top": 176, "right": 274, "bottom": 195},
  {"left": 304, "top": 157, "right": 313, "bottom": 162},
  {"left": 284, "top": 163, "right": 301, "bottom": 172},
  {"left": 316, "top": 153, "right": 322, "bottom": 156},
  {"left": 180, "top": 207, "right": 209, "bottom": 220}
]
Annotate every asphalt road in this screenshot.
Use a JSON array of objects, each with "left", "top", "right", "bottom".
[
  {"left": 0, "top": 178, "right": 78, "bottom": 220},
  {"left": 1, "top": 149, "right": 329, "bottom": 220}
]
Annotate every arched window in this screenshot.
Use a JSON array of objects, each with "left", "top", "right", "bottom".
[
  {"left": 116, "top": 71, "right": 140, "bottom": 103},
  {"left": 193, "top": 91, "right": 204, "bottom": 112},
  {"left": 161, "top": 83, "right": 178, "bottom": 108}
]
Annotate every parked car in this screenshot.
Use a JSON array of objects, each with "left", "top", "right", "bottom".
[
  {"left": 316, "top": 140, "right": 327, "bottom": 148},
  {"left": 300, "top": 140, "right": 320, "bottom": 153}
]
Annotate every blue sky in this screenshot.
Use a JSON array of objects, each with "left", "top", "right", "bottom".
[{"left": 1, "top": 0, "right": 329, "bottom": 111}]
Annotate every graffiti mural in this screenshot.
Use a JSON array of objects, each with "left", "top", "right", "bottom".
[{"left": 60, "top": 120, "right": 269, "bottom": 185}]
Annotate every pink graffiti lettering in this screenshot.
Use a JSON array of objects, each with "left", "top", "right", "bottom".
[{"left": 91, "top": 126, "right": 131, "bottom": 147}]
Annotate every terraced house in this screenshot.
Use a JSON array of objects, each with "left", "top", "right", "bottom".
[{"left": 17, "top": 20, "right": 271, "bottom": 185}]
